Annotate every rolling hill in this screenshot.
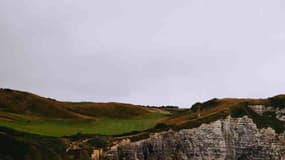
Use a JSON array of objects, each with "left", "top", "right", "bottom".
[
  {"left": 0, "top": 88, "right": 170, "bottom": 136},
  {"left": 160, "top": 95, "right": 285, "bottom": 133},
  {"left": 0, "top": 88, "right": 158, "bottom": 120},
  {"left": 0, "top": 89, "right": 285, "bottom": 159}
]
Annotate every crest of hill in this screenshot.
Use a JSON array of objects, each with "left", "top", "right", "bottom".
[
  {"left": 0, "top": 89, "right": 152, "bottom": 120},
  {"left": 160, "top": 95, "right": 285, "bottom": 133}
]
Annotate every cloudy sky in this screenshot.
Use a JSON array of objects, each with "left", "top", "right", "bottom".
[{"left": 1, "top": 0, "right": 285, "bottom": 107}]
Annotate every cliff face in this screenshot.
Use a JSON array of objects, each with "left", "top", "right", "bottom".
[
  {"left": 100, "top": 116, "right": 285, "bottom": 160},
  {"left": 249, "top": 105, "right": 285, "bottom": 121}
]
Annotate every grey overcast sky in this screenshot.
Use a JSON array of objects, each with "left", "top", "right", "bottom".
[{"left": 1, "top": 0, "right": 285, "bottom": 107}]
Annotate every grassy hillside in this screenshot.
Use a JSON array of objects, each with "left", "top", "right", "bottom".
[
  {"left": 0, "top": 89, "right": 170, "bottom": 136},
  {"left": 1, "top": 88, "right": 284, "bottom": 137},
  {"left": 0, "top": 112, "right": 167, "bottom": 136},
  {"left": 0, "top": 89, "right": 285, "bottom": 160},
  {"left": 0, "top": 89, "right": 153, "bottom": 120},
  {"left": 65, "top": 102, "right": 150, "bottom": 119},
  {"left": 160, "top": 96, "right": 285, "bottom": 133},
  {"left": 0, "top": 89, "right": 79, "bottom": 119}
]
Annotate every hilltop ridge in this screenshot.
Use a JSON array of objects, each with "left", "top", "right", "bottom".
[{"left": 0, "top": 88, "right": 154, "bottom": 120}]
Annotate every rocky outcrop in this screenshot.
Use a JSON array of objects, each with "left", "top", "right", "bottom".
[
  {"left": 92, "top": 149, "right": 103, "bottom": 160},
  {"left": 276, "top": 108, "right": 285, "bottom": 121},
  {"left": 249, "top": 105, "right": 266, "bottom": 115},
  {"left": 100, "top": 116, "right": 285, "bottom": 160},
  {"left": 249, "top": 105, "right": 285, "bottom": 121}
]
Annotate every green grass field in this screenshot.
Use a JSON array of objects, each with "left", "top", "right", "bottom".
[{"left": 0, "top": 113, "right": 169, "bottom": 137}]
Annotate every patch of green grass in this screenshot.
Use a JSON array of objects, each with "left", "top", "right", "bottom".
[
  {"left": 0, "top": 113, "right": 169, "bottom": 137},
  {"left": 0, "top": 126, "right": 95, "bottom": 160}
]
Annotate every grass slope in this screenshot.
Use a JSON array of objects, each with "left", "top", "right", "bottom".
[
  {"left": 65, "top": 102, "right": 150, "bottom": 119},
  {"left": 0, "top": 89, "right": 170, "bottom": 136},
  {"left": 1, "top": 88, "right": 284, "bottom": 138},
  {"left": 0, "top": 126, "right": 104, "bottom": 160},
  {"left": 0, "top": 113, "right": 168, "bottom": 136},
  {"left": 0, "top": 89, "right": 153, "bottom": 120},
  {"left": 160, "top": 96, "right": 285, "bottom": 133},
  {"left": 0, "top": 89, "right": 79, "bottom": 119}
]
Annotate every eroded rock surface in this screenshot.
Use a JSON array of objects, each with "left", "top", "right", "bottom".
[
  {"left": 249, "top": 105, "right": 285, "bottom": 121},
  {"left": 100, "top": 116, "right": 285, "bottom": 160}
]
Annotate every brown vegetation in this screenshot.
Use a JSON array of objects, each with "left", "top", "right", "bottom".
[{"left": 0, "top": 89, "right": 156, "bottom": 120}]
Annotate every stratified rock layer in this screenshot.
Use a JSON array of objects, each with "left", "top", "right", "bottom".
[{"left": 101, "top": 116, "right": 285, "bottom": 160}]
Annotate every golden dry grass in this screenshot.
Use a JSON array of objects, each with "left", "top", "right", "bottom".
[{"left": 0, "top": 89, "right": 156, "bottom": 120}]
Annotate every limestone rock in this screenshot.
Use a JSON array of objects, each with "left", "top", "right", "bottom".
[{"left": 101, "top": 116, "right": 285, "bottom": 160}]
